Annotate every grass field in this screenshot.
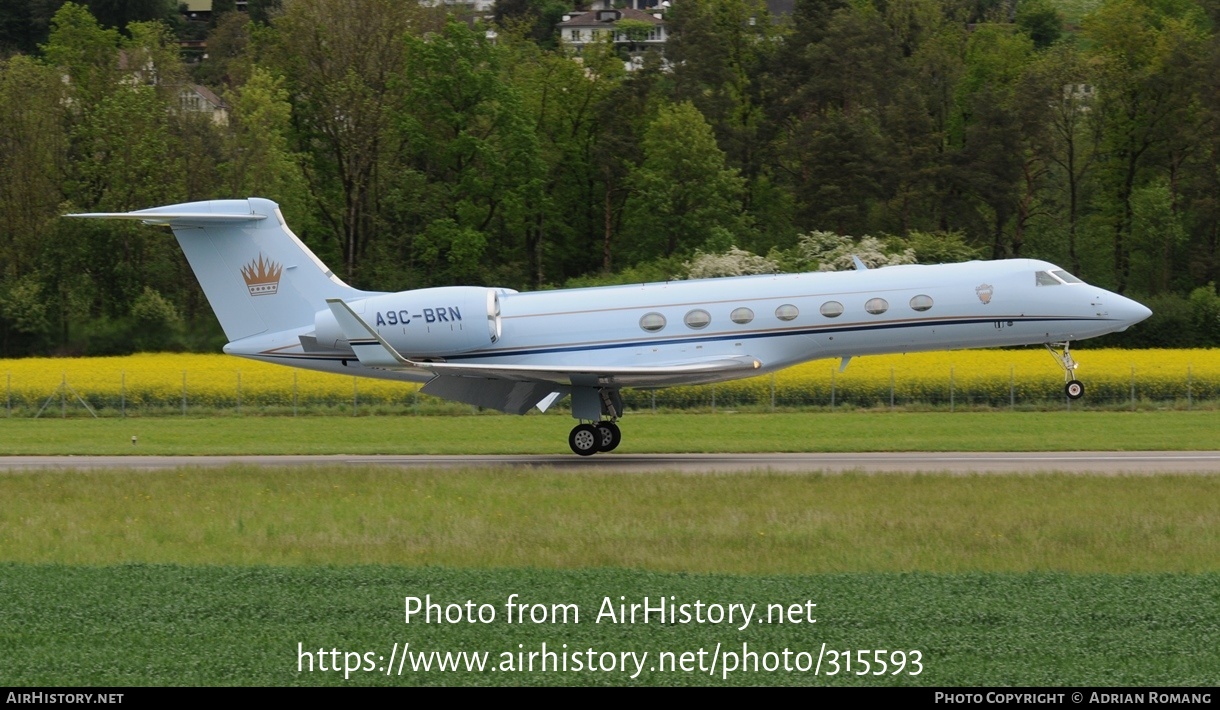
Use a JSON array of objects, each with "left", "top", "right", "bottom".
[
  {"left": 2, "top": 467, "right": 1218, "bottom": 572},
  {"left": 2, "top": 464, "right": 1218, "bottom": 686},
  {"left": 3, "top": 408, "right": 1217, "bottom": 686},
  {"left": 1, "top": 410, "right": 1218, "bottom": 454},
  {"left": 3, "top": 564, "right": 1216, "bottom": 686}
]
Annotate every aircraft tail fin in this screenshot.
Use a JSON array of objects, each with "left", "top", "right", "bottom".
[{"left": 69, "top": 198, "right": 376, "bottom": 342}]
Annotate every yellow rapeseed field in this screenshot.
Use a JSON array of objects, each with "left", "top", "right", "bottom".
[
  {"left": 0, "top": 349, "right": 1216, "bottom": 411},
  {"left": 633, "top": 348, "right": 1220, "bottom": 408},
  {"left": 0, "top": 353, "right": 414, "bottom": 410}
]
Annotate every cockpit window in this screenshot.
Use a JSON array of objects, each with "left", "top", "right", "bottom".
[
  {"left": 1052, "top": 270, "right": 1083, "bottom": 284},
  {"left": 1035, "top": 271, "right": 1061, "bottom": 286}
]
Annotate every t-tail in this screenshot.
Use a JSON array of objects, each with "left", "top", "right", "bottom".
[{"left": 69, "top": 198, "right": 376, "bottom": 342}]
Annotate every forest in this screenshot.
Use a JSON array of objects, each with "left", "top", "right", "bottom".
[{"left": 1, "top": 0, "right": 1219, "bottom": 357}]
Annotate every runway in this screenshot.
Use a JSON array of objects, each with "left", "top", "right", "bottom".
[{"left": 2, "top": 451, "right": 1219, "bottom": 474}]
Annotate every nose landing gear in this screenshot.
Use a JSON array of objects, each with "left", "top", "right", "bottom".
[{"left": 1047, "top": 342, "right": 1085, "bottom": 400}]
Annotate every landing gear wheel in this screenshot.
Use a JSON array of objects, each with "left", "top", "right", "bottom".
[
  {"left": 1065, "top": 380, "right": 1084, "bottom": 400},
  {"left": 595, "top": 421, "right": 621, "bottom": 452},
  {"left": 569, "top": 424, "right": 600, "bottom": 456}
]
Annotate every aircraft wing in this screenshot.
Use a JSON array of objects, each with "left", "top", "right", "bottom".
[
  {"left": 325, "top": 297, "right": 762, "bottom": 391},
  {"left": 414, "top": 357, "right": 762, "bottom": 389}
]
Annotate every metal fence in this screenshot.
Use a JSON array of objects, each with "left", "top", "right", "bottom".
[{"left": 4, "top": 364, "right": 1216, "bottom": 418}]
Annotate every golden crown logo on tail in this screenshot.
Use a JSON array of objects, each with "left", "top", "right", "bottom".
[{"left": 241, "top": 254, "right": 282, "bottom": 296}]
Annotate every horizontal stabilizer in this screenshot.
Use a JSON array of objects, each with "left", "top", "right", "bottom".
[
  {"left": 69, "top": 198, "right": 368, "bottom": 342},
  {"left": 67, "top": 211, "right": 266, "bottom": 225}
]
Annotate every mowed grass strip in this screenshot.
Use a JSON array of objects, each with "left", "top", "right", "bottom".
[
  {"left": 2, "top": 564, "right": 1217, "bottom": 686},
  {"left": 1, "top": 410, "right": 1218, "bottom": 454},
  {"left": 2, "top": 467, "right": 1217, "bottom": 573}
]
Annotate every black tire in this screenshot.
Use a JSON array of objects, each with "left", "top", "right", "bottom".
[
  {"left": 569, "top": 424, "right": 600, "bottom": 456},
  {"left": 595, "top": 421, "right": 622, "bottom": 452},
  {"left": 1066, "top": 380, "right": 1084, "bottom": 400}
]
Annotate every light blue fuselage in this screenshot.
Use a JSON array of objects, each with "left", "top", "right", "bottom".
[{"left": 229, "top": 258, "right": 1149, "bottom": 388}]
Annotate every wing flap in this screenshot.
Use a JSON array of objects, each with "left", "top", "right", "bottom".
[
  {"left": 419, "top": 357, "right": 762, "bottom": 386},
  {"left": 420, "top": 377, "right": 562, "bottom": 415}
]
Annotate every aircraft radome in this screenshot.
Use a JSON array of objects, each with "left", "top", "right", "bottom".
[{"left": 70, "top": 198, "right": 1152, "bottom": 455}]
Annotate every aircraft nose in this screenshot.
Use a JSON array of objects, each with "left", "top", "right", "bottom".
[{"left": 1112, "top": 294, "right": 1153, "bottom": 327}]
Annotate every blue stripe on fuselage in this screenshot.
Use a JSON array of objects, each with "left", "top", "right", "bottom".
[{"left": 441, "top": 315, "right": 1115, "bottom": 361}]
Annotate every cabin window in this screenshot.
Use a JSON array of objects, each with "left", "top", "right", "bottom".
[
  {"left": 684, "top": 309, "right": 711, "bottom": 329},
  {"left": 640, "top": 312, "right": 666, "bottom": 332},
  {"left": 1036, "top": 271, "right": 1061, "bottom": 286},
  {"left": 909, "top": 295, "right": 933, "bottom": 312},
  {"left": 1053, "top": 270, "right": 1083, "bottom": 284},
  {"left": 865, "top": 298, "right": 889, "bottom": 315},
  {"left": 819, "top": 301, "right": 844, "bottom": 318},
  {"left": 775, "top": 304, "right": 799, "bottom": 321},
  {"left": 730, "top": 307, "right": 754, "bottom": 324}
]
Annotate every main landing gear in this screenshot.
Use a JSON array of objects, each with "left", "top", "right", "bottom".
[
  {"left": 568, "top": 420, "right": 622, "bottom": 456},
  {"left": 1046, "top": 342, "right": 1085, "bottom": 400},
  {"left": 567, "top": 386, "right": 624, "bottom": 456}
]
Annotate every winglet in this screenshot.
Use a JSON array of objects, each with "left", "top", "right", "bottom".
[
  {"left": 851, "top": 256, "right": 868, "bottom": 271},
  {"left": 325, "top": 298, "right": 413, "bottom": 369}
]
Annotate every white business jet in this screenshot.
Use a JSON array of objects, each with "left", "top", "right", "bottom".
[{"left": 71, "top": 198, "right": 1152, "bottom": 455}]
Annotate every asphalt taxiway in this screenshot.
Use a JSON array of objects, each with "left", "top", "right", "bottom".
[{"left": 1, "top": 452, "right": 1218, "bottom": 474}]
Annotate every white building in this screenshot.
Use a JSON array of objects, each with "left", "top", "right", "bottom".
[
  {"left": 179, "top": 84, "right": 229, "bottom": 126},
  {"left": 557, "top": 8, "right": 667, "bottom": 59}
]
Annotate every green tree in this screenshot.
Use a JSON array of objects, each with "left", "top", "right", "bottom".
[
  {"left": 1188, "top": 282, "right": 1220, "bottom": 345},
  {"left": 1129, "top": 177, "right": 1188, "bottom": 293},
  {"left": 1022, "top": 44, "right": 1103, "bottom": 275},
  {"left": 501, "top": 31, "right": 626, "bottom": 283},
  {"left": 0, "top": 274, "right": 53, "bottom": 355},
  {"left": 1179, "top": 38, "right": 1220, "bottom": 286},
  {"left": 85, "top": 0, "right": 176, "bottom": 32},
  {"left": 127, "top": 285, "right": 183, "bottom": 351},
  {"left": 779, "top": 108, "right": 890, "bottom": 235},
  {"left": 588, "top": 43, "right": 661, "bottom": 273},
  {"left": 1085, "top": 0, "right": 1208, "bottom": 292},
  {"left": 948, "top": 24, "right": 1038, "bottom": 258},
  {"left": 1016, "top": 0, "right": 1063, "bottom": 49},
  {"left": 246, "top": 0, "right": 281, "bottom": 25},
  {"left": 263, "top": 0, "right": 435, "bottom": 284},
  {"left": 493, "top": 0, "right": 570, "bottom": 49},
  {"left": 388, "top": 21, "right": 544, "bottom": 288},
  {"left": 0, "top": 56, "right": 67, "bottom": 282},
  {"left": 773, "top": 5, "right": 902, "bottom": 236},
  {"left": 622, "top": 101, "right": 749, "bottom": 259},
  {"left": 40, "top": 2, "right": 122, "bottom": 108},
  {"left": 220, "top": 67, "right": 309, "bottom": 223},
  {"left": 666, "top": 0, "right": 781, "bottom": 247},
  {"left": 192, "top": 9, "right": 250, "bottom": 88}
]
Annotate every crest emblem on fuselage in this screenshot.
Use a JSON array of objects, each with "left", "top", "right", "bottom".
[
  {"left": 975, "top": 283, "right": 994, "bottom": 304},
  {"left": 241, "top": 254, "right": 282, "bottom": 296}
]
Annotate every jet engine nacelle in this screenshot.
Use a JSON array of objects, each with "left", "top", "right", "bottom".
[{"left": 314, "top": 286, "right": 504, "bottom": 357}]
